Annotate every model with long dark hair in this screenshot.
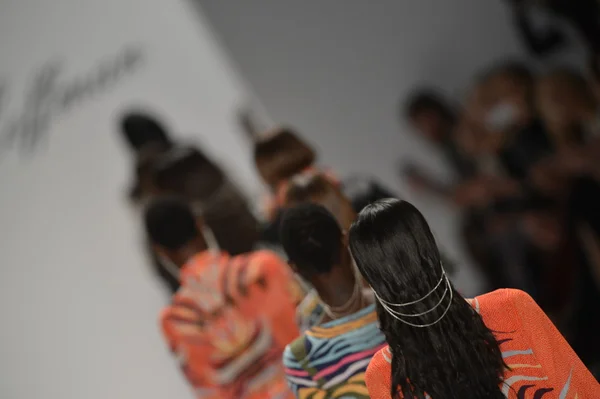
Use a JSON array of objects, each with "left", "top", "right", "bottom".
[{"left": 349, "top": 199, "right": 599, "bottom": 398}]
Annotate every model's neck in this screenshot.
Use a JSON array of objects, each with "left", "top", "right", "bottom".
[{"left": 313, "top": 262, "right": 365, "bottom": 317}]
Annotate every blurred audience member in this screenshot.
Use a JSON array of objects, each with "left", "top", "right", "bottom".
[
  {"left": 530, "top": 68, "right": 600, "bottom": 197},
  {"left": 472, "top": 63, "right": 551, "bottom": 182},
  {"left": 507, "top": 0, "right": 567, "bottom": 57},
  {"left": 145, "top": 197, "right": 300, "bottom": 399},
  {"left": 563, "top": 177, "right": 600, "bottom": 376},
  {"left": 153, "top": 146, "right": 259, "bottom": 257},
  {"left": 280, "top": 204, "right": 385, "bottom": 398},
  {"left": 402, "top": 90, "right": 475, "bottom": 196},
  {"left": 507, "top": 0, "right": 600, "bottom": 56},
  {"left": 349, "top": 199, "right": 600, "bottom": 398},
  {"left": 537, "top": 68, "right": 598, "bottom": 143}
]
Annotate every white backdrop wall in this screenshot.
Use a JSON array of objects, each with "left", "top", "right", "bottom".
[
  {"left": 195, "top": 0, "right": 587, "bottom": 294},
  {"left": 0, "top": 1, "right": 260, "bottom": 398}
]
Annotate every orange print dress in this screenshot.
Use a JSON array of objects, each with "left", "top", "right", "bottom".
[
  {"left": 161, "top": 250, "right": 302, "bottom": 399},
  {"left": 365, "top": 289, "right": 600, "bottom": 398}
]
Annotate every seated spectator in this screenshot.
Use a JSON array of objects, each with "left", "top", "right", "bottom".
[
  {"left": 280, "top": 204, "right": 385, "bottom": 398},
  {"left": 537, "top": 68, "right": 598, "bottom": 143},
  {"left": 145, "top": 197, "right": 300, "bottom": 399},
  {"left": 509, "top": 0, "right": 600, "bottom": 56},
  {"left": 562, "top": 177, "right": 600, "bottom": 377},
  {"left": 348, "top": 199, "right": 600, "bottom": 398},
  {"left": 153, "top": 146, "right": 259, "bottom": 257},
  {"left": 451, "top": 63, "right": 556, "bottom": 292},
  {"left": 401, "top": 90, "right": 475, "bottom": 196},
  {"left": 530, "top": 68, "right": 600, "bottom": 196},
  {"left": 468, "top": 62, "right": 552, "bottom": 182},
  {"left": 506, "top": 0, "right": 567, "bottom": 57}
]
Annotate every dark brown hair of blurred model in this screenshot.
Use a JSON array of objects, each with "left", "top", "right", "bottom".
[
  {"left": 283, "top": 171, "right": 356, "bottom": 231},
  {"left": 153, "top": 147, "right": 258, "bottom": 255},
  {"left": 253, "top": 128, "right": 316, "bottom": 190}
]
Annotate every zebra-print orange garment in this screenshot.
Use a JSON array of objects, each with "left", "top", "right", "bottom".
[
  {"left": 160, "top": 250, "right": 302, "bottom": 399},
  {"left": 365, "top": 289, "right": 600, "bottom": 398}
]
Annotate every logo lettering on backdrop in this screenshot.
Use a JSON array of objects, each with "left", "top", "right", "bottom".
[{"left": 0, "top": 45, "right": 144, "bottom": 160}]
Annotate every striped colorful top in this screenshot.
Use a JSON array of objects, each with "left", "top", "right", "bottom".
[
  {"left": 295, "top": 290, "right": 325, "bottom": 334},
  {"left": 161, "top": 250, "right": 302, "bottom": 399},
  {"left": 283, "top": 304, "right": 386, "bottom": 398},
  {"left": 365, "top": 289, "right": 600, "bottom": 398}
]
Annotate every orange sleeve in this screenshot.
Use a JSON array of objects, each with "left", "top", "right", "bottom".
[
  {"left": 511, "top": 290, "right": 600, "bottom": 396},
  {"left": 365, "top": 348, "right": 394, "bottom": 399},
  {"left": 245, "top": 250, "right": 301, "bottom": 345},
  {"left": 247, "top": 250, "right": 304, "bottom": 306},
  {"left": 160, "top": 307, "right": 221, "bottom": 399}
]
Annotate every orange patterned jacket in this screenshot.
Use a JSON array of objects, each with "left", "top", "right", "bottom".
[
  {"left": 160, "top": 250, "right": 302, "bottom": 399},
  {"left": 365, "top": 289, "right": 600, "bottom": 398}
]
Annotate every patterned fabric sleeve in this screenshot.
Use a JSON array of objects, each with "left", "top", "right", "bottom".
[
  {"left": 283, "top": 338, "right": 324, "bottom": 399},
  {"left": 160, "top": 307, "right": 221, "bottom": 399},
  {"left": 282, "top": 344, "right": 304, "bottom": 397},
  {"left": 365, "top": 348, "right": 393, "bottom": 399},
  {"left": 510, "top": 289, "right": 600, "bottom": 396}
]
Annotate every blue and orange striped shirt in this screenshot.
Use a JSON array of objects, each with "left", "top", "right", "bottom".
[{"left": 283, "top": 304, "right": 386, "bottom": 398}]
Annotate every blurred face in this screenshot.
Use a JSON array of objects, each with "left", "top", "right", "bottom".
[
  {"left": 537, "top": 78, "right": 574, "bottom": 130},
  {"left": 536, "top": 76, "right": 594, "bottom": 132},
  {"left": 485, "top": 74, "right": 533, "bottom": 130},
  {"left": 523, "top": 212, "right": 562, "bottom": 251},
  {"left": 411, "top": 110, "right": 447, "bottom": 141}
]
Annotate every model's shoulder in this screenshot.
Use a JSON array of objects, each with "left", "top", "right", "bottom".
[
  {"left": 473, "top": 288, "right": 532, "bottom": 309},
  {"left": 283, "top": 334, "right": 310, "bottom": 367},
  {"left": 365, "top": 346, "right": 393, "bottom": 392},
  {"left": 369, "top": 346, "right": 392, "bottom": 369}
]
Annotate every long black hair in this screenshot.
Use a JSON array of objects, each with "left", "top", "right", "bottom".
[{"left": 349, "top": 199, "right": 505, "bottom": 398}]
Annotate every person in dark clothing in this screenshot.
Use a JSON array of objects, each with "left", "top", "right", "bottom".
[
  {"left": 548, "top": 177, "right": 600, "bottom": 378},
  {"left": 508, "top": 0, "right": 567, "bottom": 57},
  {"left": 402, "top": 90, "right": 476, "bottom": 190},
  {"left": 507, "top": 0, "right": 600, "bottom": 56}
]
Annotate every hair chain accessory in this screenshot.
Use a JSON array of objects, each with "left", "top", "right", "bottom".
[
  {"left": 372, "top": 263, "right": 453, "bottom": 328},
  {"left": 376, "top": 262, "right": 446, "bottom": 307}
]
